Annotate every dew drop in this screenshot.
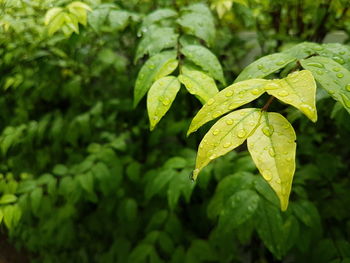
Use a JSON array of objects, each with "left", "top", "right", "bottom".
[
  {"left": 162, "top": 97, "right": 170, "bottom": 106},
  {"left": 268, "top": 147, "right": 276, "bottom": 157},
  {"left": 212, "top": 129, "right": 220, "bottom": 135},
  {"left": 333, "top": 56, "right": 345, "bottom": 64},
  {"left": 212, "top": 111, "right": 222, "bottom": 118},
  {"left": 238, "top": 91, "right": 245, "bottom": 98},
  {"left": 225, "top": 119, "right": 234, "bottom": 125},
  {"left": 257, "top": 64, "right": 264, "bottom": 70},
  {"left": 207, "top": 98, "right": 215, "bottom": 105},
  {"left": 332, "top": 67, "right": 341, "bottom": 72},
  {"left": 249, "top": 121, "right": 256, "bottom": 126},
  {"left": 251, "top": 88, "right": 261, "bottom": 95},
  {"left": 153, "top": 116, "right": 159, "bottom": 121},
  {"left": 316, "top": 70, "right": 324, "bottom": 75},
  {"left": 339, "top": 50, "right": 346, "bottom": 55},
  {"left": 300, "top": 104, "right": 314, "bottom": 116},
  {"left": 237, "top": 129, "right": 246, "bottom": 138},
  {"left": 209, "top": 154, "right": 216, "bottom": 160},
  {"left": 346, "top": 84, "right": 350, "bottom": 92},
  {"left": 263, "top": 171, "right": 273, "bottom": 181},
  {"left": 314, "top": 46, "right": 323, "bottom": 51},
  {"left": 240, "top": 111, "right": 246, "bottom": 116},
  {"left": 228, "top": 103, "right": 237, "bottom": 110},
  {"left": 262, "top": 125, "right": 274, "bottom": 137},
  {"left": 223, "top": 142, "right": 231, "bottom": 148},
  {"left": 264, "top": 82, "right": 280, "bottom": 90},
  {"left": 337, "top": 73, "right": 344, "bottom": 78},
  {"left": 276, "top": 61, "right": 285, "bottom": 66},
  {"left": 306, "top": 62, "right": 324, "bottom": 68},
  {"left": 340, "top": 93, "right": 350, "bottom": 108},
  {"left": 277, "top": 90, "right": 289, "bottom": 97},
  {"left": 225, "top": 90, "right": 233, "bottom": 97}
]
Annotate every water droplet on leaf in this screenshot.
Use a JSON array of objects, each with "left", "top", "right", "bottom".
[
  {"left": 306, "top": 62, "right": 324, "bottom": 68},
  {"left": 337, "top": 73, "right": 344, "bottom": 78},
  {"left": 212, "top": 129, "right": 220, "bottom": 135},
  {"left": 277, "top": 90, "right": 289, "bottom": 97},
  {"left": 262, "top": 126, "right": 274, "bottom": 137},
  {"left": 223, "top": 142, "right": 231, "bottom": 148},
  {"left": 237, "top": 129, "right": 246, "bottom": 138},
  {"left": 207, "top": 98, "right": 215, "bottom": 105},
  {"left": 268, "top": 147, "right": 275, "bottom": 157},
  {"left": 225, "top": 90, "right": 233, "bottom": 97},
  {"left": 225, "top": 119, "right": 234, "bottom": 125}
]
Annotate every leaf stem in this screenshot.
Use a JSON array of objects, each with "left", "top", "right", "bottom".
[{"left": 261, "top": 96, "right": 275, "bottom": 111}]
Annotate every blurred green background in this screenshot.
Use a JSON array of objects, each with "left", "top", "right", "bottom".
[{"left": 1, "top": 0, "right": 350, "bottom": 262}]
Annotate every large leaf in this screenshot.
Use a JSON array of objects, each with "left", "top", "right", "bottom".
[
  {"left": 134, "top": 51, "right": 177, "bottom": 107},
  {"left": 177, "top": 3, "right": 215, "bottom": 46},
  {"left": 266, "top": 70, "right": 317, "bottom": 122},
  {"left": 318, "top": 43, "right": 350, "bottom": 71},
  {"left": 235, "top": 53, "right": 296, "bottom": 82},
  {"left": 135, "top": 27, "right": 178, "bottom": 62},
  {"left": 193, "top": 108, "right": 261, "bottom": 179},
  {"left": 247, "top": 112, "right": 296, "bottom": 211},
  {"left": 140, "top": 9, "right": 178, "bottom": 33},
  {"left": 178, "top": 64, "right": 218, "bottom": 104},
  {"left": 181, "top": 45, "right": 226, "bottom": 85},
  {"left": 187, "top": 79, "right": 268, "bottom": 135},
  {"left": 283, "top": 42, "right": 322, "bottom": 59},
  {"left": 147, "top": 76, "right": 181, "bottom": 130},
  {"left": 300, "top": 56, "right": 350, "bottom": 114}
]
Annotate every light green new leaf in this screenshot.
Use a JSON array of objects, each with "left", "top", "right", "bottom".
[
  {"left": 318, "top": 43, "right": 350, "bottom": 70},
  {"left": 193, "top": 108, "right": 261, "bottom": 180},
  {"left": 177, "top": 4, "right": 215, "bottom": 46},
  {"left": 178, "top": 64, "right": 219, "bottom": 104},
  {"left": 283, "top": 42, "right": 321, "bottom": 59},
  {"left": 47, "top": 12, "right": 66, "bottom": 36},
  {"left": 147, "top": 76, "right": 181, "bottom": 130},
  {"left": 187, "top": 79, "right": 268, "bottom": 135},
  {"left": 108, "top": 10, "right": 131, "bottom": 31},
  {"left": 67, "top": 1, "right": 92, "bottom": 12},
  {"left": 134, "top": 51, "right": 177, "bottom": 107},
  {"left": 140, "top": 9, "right": 178, "bottom": 33},
  {"left": 300, "top": 56, "right": 350, "bottom": 114},
  {"left": 247, "top": 112, "right": 296, "bottom": 211},
  {"left": 266, "top": 70, "right": 317, "bottom": 122},
  {"left": 0, "top": 194, "right": 17, "bottom": 205},
  {"left": 181, "top": 45, "right": 226, "bottom": 85},
  {"left": 235, "top": 53, "right": 296, "bottom": 82},
  {"left": 135, "top": 27, "right": 178, "bottom": 62},
  {"left": 44, "top": 7, "right": 63, "bottom": 25}
]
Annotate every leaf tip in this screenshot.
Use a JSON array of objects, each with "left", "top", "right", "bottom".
[{"left": 191, "top": 168, "right": 200, "bottom": 181}]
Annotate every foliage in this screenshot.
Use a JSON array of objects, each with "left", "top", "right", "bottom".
[{"left": 0, "top": 0, "right": 350, "bottom": 263}]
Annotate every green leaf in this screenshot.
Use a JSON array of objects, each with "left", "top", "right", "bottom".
[
  {"left": 318, "top": 43, "right": 350, "bottom": 70},
  {"left": 47, "top": 12, "right": 66, "bottom": 36},
  {"left": 134, "top": 51, "right": 177, "bottom": 107},
  {"left": 147, "top": 76, "right": 181, "bottom": 130},
  {"left": 177, "top": 4, "right": 215, "bottom": 46},
  {"left": 140, "top": 9, "right": 178, "bottom": 33},
  {"left": 145, "top": 169, "right": 177, "bottom": 199},
  {"left": 247, "top": 112, "right": 296, "bottom": 211},
  {"left": 3, "top": 205, "right": 22, "bottom": 230},
  {"left": 167, "top": 170, "right": 195, "bottom": 210},
  {"left": 193, "top": 108, "right": 261, "bottom": 179},
  {"left": 266, "top": 70, "right": 318, "bottom": 122},
  {"left": 109, "top": 10, "right": 131, "bottom": 31},
  {"left": 77, "top": 172, "right": 95, "bottom": 195},
  {"left": 292, "top": 200, "right": 321, "bottom": 228},
  {"left": 235, "top": 53, "right": 296, "bottom": 82},
  {"left": 135, "top": 27, "right": 178, "bottom": 62},
  {"left": 44, "top": 7, "right": 63, "bottom": 25},
  {"left": 283, "top": 42, "right": 321, "bottom": 59},
  {"left": 218, "top": 189, "right": 260, "bottom": 232},
  {"left": 178, "top": 64, "right": 219, "bottom": 104},
  {"left": 67, "top": 1, "right": 92, "bottom": 12},
  {"left": 181, "top": 45, "right": 225, "bottom": 85},
  {"left": 255, "top": 200, "right": 284, "bottom": 259},
  {"left": 300, "top": 56, "right": 350, "bottom": 114},
  {"left": 0, "top": 209, "right": 3, "bottom": 224},
  {"left": 30, "top": 187, "right": 43, "bottom": 214},
  {"left": 187, "top": 79, "right": 268, "bottom": 135},
  {"left": 0, "top": 194, "right": 17, "bottom": 205}
]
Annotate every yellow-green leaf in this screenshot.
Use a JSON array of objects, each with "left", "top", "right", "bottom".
[
  {"left": 67, "top": 1, "right": 92, "bottom": 12},
  {"left": 178, "top": 64, "right": 219, "bottom": 104},
  {"left": 47, "top": 12, "right": 66, "bottom": 36},
  {"left": 147, "top": 76, "right": 181, "bottom": 130},
  {"left": 45, "top": 7, "right": 63, "bottom": 25},
  {"left": 247, "top": 112, "right": 296, "bottom": 211},
  {"left": 193, "top": 108, "right": 261, "bottom": 180},
  {"left": 266, "top": 70, "right": 317, "bottom": 122},
  {"left": 187, "top": 79, "right": 268, "bottom": 135}
]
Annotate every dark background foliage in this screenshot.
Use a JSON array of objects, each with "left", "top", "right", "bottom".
[{"left": 0, "top": 0, "right": 350, "bottom": 262}]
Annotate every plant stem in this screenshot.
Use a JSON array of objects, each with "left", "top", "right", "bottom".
[{"left": 262, "top": 96, "right": 275, "bottom": 111}]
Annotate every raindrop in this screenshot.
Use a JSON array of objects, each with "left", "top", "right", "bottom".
[
  {"left": 332, "top": 67, "right": 341, "bottom": 72},
  {"left": 262, "top": 126, "right": 274, "bottom": 137},
  {"left": 162, "top": 97, "right": 170, "bottom": 106},
  {"left": 238, "top": 91, "right": 245, "bottom": 98},
  {"left": 268, "top": 147, "right": 275, "bottom": 157},
  {"left": 207, "top": 98, "right": 215, "bottom": 105},
  {"left": 340, "top": 93, "right": 350, "bottom": 108},
  {"left": 333, "top": 56, "right": 345, "bottom": 64},
  {"left": 249, "top": 121, "right": 256, "bottom": 126},
  {"left": 316, "top": 70, "right": 323, "bottom": 75},
  {"left": 212, "top": 129, "right": 220, "bottom": 135},
  {"left": 212, "top": 111, "right": 222, "bottom": 118},
  {"left": 336, "top": 73, "right": 344, "bottom": 78},
  {"left": 300, "top": 104, "right": 314, "bottom": 116},
  {"left": 209, "top": 154, "right": 216, "bottom": 160},
  {"left": 228, "top": 103, "right": 237, "bottom": 110},
  {"left": 226, "top": 119, "right": 234, "bottom": 125},
  {"left": 240, "top": 111, "right": 246, "bottom": 116},
  {"left": 225, "top": 90, "right": 233, "bottom": 97},
  {"left": 153, "top": 116, "right": 159, "bottom": 121},
  {"left": 306, "top": 62, "right": 323, "bottom": 68},
  {"left": 257, "top": 64, "right": 264, "bottom": 70},
  {"left": 237, "top": 129, "right": 246, "bottom": 138},
  {"left": 276, "top": 61, "right": 285, "bottom": 66},
  {"left": 263, "top": 171, "right": 273, "bottom": 181},
  {"left": 223, "top": 142, "right": 231, "bottom": 148},
  {"left": 277, "top": 90, "right": 289, "bottom": 97},
  {"left": 314, "top": 46, "right": 323, "bottom": 51},
  {"left": 346, "top": 84, "right": 350, "bottom": 92},
  {"left": 264, "top": 82, "right": 280, "bottom": 90},
  {"left": 251, "top": 88, "right": 261, "bottom": 95}
]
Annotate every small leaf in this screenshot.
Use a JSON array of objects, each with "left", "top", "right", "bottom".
[
  {"left": 178, "top": 64, "right": 219, "bottom": 104},
  {"left": 30, "top": 188, "right": 43, "bottom": 214},
  {"left": 187, "top": 79, "right": 268, "bottom": 135},
  {"left": 45, "top": 7, "right": 63, "bottom": 25},
  {"left": 140, "top": 9, "right": 178, "bottom": 33},
  {"left": 266, "top": 70, "right": 317, "bottom": 122},
  {"left": 109, "top": 10, "right": 131, "bottom": 31},
  {"left": 300, "top": 56, "right": 350, "bottom": 114},
  {"left": 147, "top": 76, "right": 181, "bottom": 130},
  {"left": 67, "top": 1, "right": 92, "bottom": 12},
  {"left": 177, "top": 3, "right": 215, "bottom": 46},
  {"left": 181, "top": 45, "right": 226, "bottom": 85},
  {"left": 0, "top": 194, "right": 17, "bottom": 205},
  {"left": 47, "top": 12, "right": 66, "bottom": 36},
  {"left": 3, "top": 205, "right": 22, "bottom": 230},
  {"left": 318, "top": 43, "right": 350, "bottom": 70},
  {"left": 235, "top": 53, "right": 296, "bottom": 82},
  {"left": 247, "top": 112, "right": 296, "bottom": 211},
  {"left": 193, "top": 108, "right": 261, "bottom": 179},
  {"left": 283, "top": 42, "right": 321, "bottom": 59},
  {"left": 135, "top": 27, "right": 178, "bottom": 62},
  {"left": 134, "top": 51, "right": 177, "bottom": 107}
]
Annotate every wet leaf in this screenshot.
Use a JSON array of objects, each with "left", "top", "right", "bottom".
[
  {"left": 178, "top": 64, "right": 219, "bottom": 104},
  {"left": 139, "top": 9, "right": 177, "bottom": 33},
  {"left": 147, "top": 76, "right": 181, "bottom": 130},
  {"left": 134, "top": 51, "right": 177, "bottom": 107},
  {"left": 187, "top": 79, "right": 268, "bottom": 135},
  {"left": 247, "top": 112, "right": 296, "bottom": 211},
  {"left": 300, "top": 56, "right": 350, "bottom": 114},
  {"left": 235, "top": 53, "right": 296, "bottom": 82},
  {"left": 181, "top": 45, "right": 225, "bottom": 85},
  {"left": 266, "top": 70, "right": 317, "bottom": 122},
  {"left": 193, "top": 108, "right": 261, "bottom": 179}
]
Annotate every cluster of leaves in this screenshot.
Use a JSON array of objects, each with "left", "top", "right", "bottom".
[{"left": 0, "top": 1, "right": 350, "bottom": 263}]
